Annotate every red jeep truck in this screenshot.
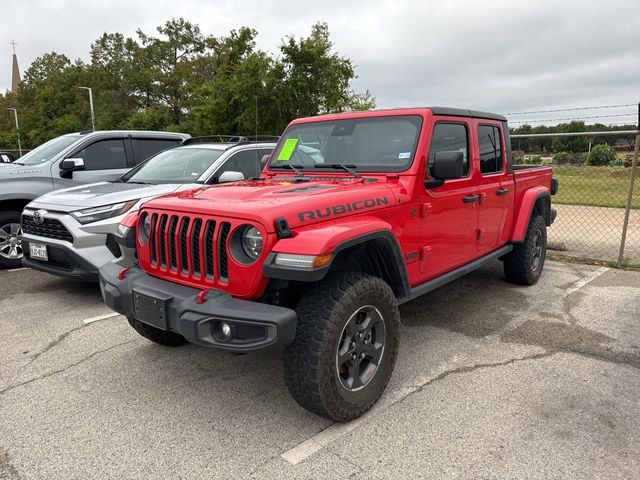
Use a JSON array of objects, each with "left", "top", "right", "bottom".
[{"left": 100, "top": 107, "right": 557, "bottom": 421}]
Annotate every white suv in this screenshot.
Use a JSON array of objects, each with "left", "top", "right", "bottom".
[{"left": 21, "top": 140, "right": 275, "bottom": 281}]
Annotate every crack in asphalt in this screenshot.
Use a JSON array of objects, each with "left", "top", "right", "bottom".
[
  {"left": 0, "top": 340, "right": 137, "bottom": 396},
  {"left": 0, "top": 447, "right": 21, "bottom": 480},
  {"left": 27, "top": 323, "right": 89, "bottom": 364},
  {"left": 400, "top": 350, "right": 558, "bottom": 404}
]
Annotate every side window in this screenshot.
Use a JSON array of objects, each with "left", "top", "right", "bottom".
[
  {"left": 73, "top": 139, "right": 127, "bottom": 170},
  {"left": 427, "top": 123, "right": 469, "bottom": 177},
  {"left": 478, "top": 125, "right": 503, "bottom": 175},
  {"left": 134, "top": 139, "right": 180, "bottom": 165},
  {"left": 216, "top": 149, "right": 260, "bottom": 180}
]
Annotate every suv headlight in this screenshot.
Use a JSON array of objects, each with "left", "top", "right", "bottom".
[
  {"left": 230, "top": 225, "right": 264, "bottom": 264},
  {"left": 71, "top": 200, "right": 138, "bottom": 225}
]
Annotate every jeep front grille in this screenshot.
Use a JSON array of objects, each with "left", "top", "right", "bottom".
[{"left": 147, "top": 212, "right": 230, "bottom": 284}]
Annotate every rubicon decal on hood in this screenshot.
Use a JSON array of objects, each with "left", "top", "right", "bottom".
[{"left": 297, "top": 196, "right": 389, "bottom": 222}]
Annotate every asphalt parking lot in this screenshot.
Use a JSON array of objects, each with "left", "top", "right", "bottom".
[{"left": 1, "top": 260, "right": 639, "bottom": 479}]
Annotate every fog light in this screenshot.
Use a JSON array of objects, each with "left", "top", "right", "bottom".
[{"left": 221, "top": 322, "right": 231, "bottom": 338}]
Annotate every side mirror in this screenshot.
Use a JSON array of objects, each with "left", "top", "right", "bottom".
[
  {"left": 260, "top": 154, "right": 271, "bottom": 168},
  {"left": 60, "top": 158, "right": 85, "bottom": 171},
  {"left": 432, "top": 151, "right": 464, "bottom": 179},
  {"left": 424, "top": 151, "right": 464, "bottom": 189},
  {"left": 218, "top": 170, "right": 245, "bottom": 183}
]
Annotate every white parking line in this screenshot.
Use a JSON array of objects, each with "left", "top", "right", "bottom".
[
  {"left": 83, "top": 312, "right": 121, "bottom": 324},
  {"left": 281, "top": 386, "right": 415, "bottom": 464},
  {"left": 563, "top": 266, "right": 609, "bottom": 297},
  {"left": 6, "top": 267, "right": 28, "bottom": 272}
]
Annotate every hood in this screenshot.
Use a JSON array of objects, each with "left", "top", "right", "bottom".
[
  {"left": 0, "top": 162, "right": 48, "bottom": 176},
  {"left": 28, "top": 181, "right": 187, "bottom": 212},
  {"left": 145, "top": 176, "right": 405, "bottom": 231}
]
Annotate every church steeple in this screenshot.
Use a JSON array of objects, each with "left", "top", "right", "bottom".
[{"left": 10, "top": 40, "right": 20, "bottom": 92}]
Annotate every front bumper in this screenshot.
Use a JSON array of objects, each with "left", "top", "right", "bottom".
[
  {"left": 99, "top": 262, "right": 297, "bottom": 352},
  {"left": 22, "top": 238, "right": 99, "bottom": 282}
]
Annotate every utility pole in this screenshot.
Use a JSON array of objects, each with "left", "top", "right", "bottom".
[
  {"left": 79, "top": 86, "right": 95, "bottom": 131},
  {"left": 7, "top": 108, "right": 22, "bottom": 156}
]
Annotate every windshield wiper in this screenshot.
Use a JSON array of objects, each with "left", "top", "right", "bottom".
[
  {"left": 126, "top": 181, "right": 154, "bottom": 185},
  {"left": 276, "top": 164, "right": 306, "bottom": 177},
  {"left": 314, "top": 164, "right": 361, "bottom": 178}
]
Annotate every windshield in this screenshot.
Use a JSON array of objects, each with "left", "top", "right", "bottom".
[
  {"left": 269, "top": 115, "right": 422, "bottom": 173},
  {"left": 16, "top": 135, "right": 81, "bottom": 165},
  {"left": 120, "top": 147, "right": 224, "bottom": 184}
]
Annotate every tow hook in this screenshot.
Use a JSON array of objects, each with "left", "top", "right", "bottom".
[
  {"left": 196, "top": 289, "right": 209, "bottom": 304},
  {"left": 118, "top": 268, "right": 130, "bottom": 280}
]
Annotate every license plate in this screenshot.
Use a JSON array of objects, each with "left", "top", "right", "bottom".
[
  {"left": 132, "top": 289, "right": 170, "bottom": 330},
  {"left": 29, "top": 243, "right": 48, "bottom": 261}
]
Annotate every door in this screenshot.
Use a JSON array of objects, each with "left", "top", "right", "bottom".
[
  {"left": 420, "top": 121, "right": 479, "bottom": 277},
  {"left": 475, "top": 124, "right": 511, "bottom": 252},
  {"left": 54, "top": 138, "right": 131, "bottom": 188}
]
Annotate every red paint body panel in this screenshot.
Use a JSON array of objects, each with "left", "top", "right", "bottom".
[{"left": 133, "top": 108, "right": 554, "bottom": 300}]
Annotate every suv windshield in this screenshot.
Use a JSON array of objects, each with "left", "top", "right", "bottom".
[
  {"left": 269, "top": 115, "right": 422, "bottom": 173},
  {"left": 15, "top": 135, "right": 81, "bottom": 166},
  {"left": 120, "top": 147, "right": 224, "bottom": 184}
]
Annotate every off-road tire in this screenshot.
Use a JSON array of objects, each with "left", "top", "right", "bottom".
[
  {"left": 127, "top": 316, "right": 188, "bottom": 347},
  {"left": 284, "top": 271, "right": 400, "bottom": 422},
  {"left": 0, "top": 210, "right": 23, "bottom": 269},
  {"left": 504, "top": 213, "right": 547, "bottom": 285}
]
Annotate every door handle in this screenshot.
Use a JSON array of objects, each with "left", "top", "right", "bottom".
[
  {"left": 496, "top": 188, "right": 510, "bottom": 196},
  {"left": 463, "top": 194, "right": 480, "bottom": 203}
]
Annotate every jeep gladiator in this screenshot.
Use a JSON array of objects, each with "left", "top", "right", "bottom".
[{"left": 100, "top": 107, "right": 557, "bottom": 421}]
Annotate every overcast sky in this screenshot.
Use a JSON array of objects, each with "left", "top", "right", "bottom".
[{"left": 2, "top": 0, "right": 639, "bottom": 126}]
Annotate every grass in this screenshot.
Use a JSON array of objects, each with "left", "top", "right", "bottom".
[{"left": 552, "top": 166, "right": 640, "bottom": 209}]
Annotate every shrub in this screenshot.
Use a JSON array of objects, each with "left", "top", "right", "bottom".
[
  {"left": 586, "top": 144, "right": 616, "bottom": 166},
  {"left": 525, "top": 155, "right": 542, "bottom": 165},
  {"left": 553, "top": 151, "right": 572, "bottom": 164}
]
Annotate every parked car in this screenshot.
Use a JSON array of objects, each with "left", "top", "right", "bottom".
[
  {"left": 21, "top": 140, "right": 275, "bottom": 281},
  {"left": 100, "top": 107, "right": 557, "bottom": 421},
  {"left": 0, "top": 130, "right": 189, "bottom": 268},
  {"left": 0, "top": 151, "right": 17, "bottom": 163}
]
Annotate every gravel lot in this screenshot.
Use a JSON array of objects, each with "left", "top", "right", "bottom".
[{"left": 1, "top": 260, "right": 639, "bottom": 479}]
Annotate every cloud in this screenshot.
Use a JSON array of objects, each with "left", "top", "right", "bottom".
[{"left": 2, "top": 0, "right": 639, "bottom": 124}]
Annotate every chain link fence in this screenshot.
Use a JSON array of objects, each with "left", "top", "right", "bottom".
[{"left": 511, "top": 132, "right": 640, "bottom": 266}]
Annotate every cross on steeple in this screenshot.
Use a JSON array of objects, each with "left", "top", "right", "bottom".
[{"left": 10, "top": 40, "right": 17, "bottom": 54}]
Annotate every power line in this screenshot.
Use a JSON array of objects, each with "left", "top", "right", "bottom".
[
  {"left": 503, "top": 103, "right": 636, "bottom": 116},
  {"left": 509, "top": 113, "right": 636, "bottom": 124}
]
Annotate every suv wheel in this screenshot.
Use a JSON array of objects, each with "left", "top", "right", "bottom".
[
  {"left": 504, "top": 213, "right": 547, "bottom": 285},
  {"left": 0, "top": 211, "right": 23, "bottom": 269},
  {"left": 284, "top": 271, "right": 400, "bottom": 421}
]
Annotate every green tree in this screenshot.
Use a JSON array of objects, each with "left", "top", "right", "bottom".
[
  {"left": 586, "top": 144, "right": 616, "bottom": 166},
  {"left": 551, "top": 121, "right": 589, "bottom": 152}
]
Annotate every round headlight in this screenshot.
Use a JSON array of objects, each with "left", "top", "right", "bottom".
[
  {"left": 241, "top": 226, "right": 263, "bottom": 260},
  {"left": 139, "top": 213, "right": 151, "bottom": 245}
]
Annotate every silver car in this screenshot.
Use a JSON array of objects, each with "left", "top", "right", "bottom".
[{"left": 21, "top": 141, "right": 275, "bottom": 281}]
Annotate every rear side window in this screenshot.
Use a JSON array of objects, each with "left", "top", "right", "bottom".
[
  {"left": 478, "top": 125, "right": 503, "bottom": 174},
  {"left": 427, "top": 123, "right": 469, "bottom": 177},
  {"left": 134, "top": 139, "right": 181, "bottom": 165},
  {"left": 74, "top": 139, "right": 127, "bottom": 170}
]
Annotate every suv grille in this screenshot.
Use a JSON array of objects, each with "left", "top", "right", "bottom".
[
  {"left": 22, "top": 215, "right": 73, "bottom": 242},
  {"left": 147, "top": 212, "right": 230, "bottom": 284}
]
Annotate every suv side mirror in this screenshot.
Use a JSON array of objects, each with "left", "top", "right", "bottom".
[
  {"left": 60, "top": 158, "right": 85, "bottom": 171},
  {"left": 218, "top": 170, "right": 245, "bottom": 183},
  {"left": 425, "top": 151, "right": 464, "bottom": 188}
]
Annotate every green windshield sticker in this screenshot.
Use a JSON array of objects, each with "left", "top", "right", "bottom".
[{"left": 277, "top": 138, "right": 298, "bottom": 161}]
